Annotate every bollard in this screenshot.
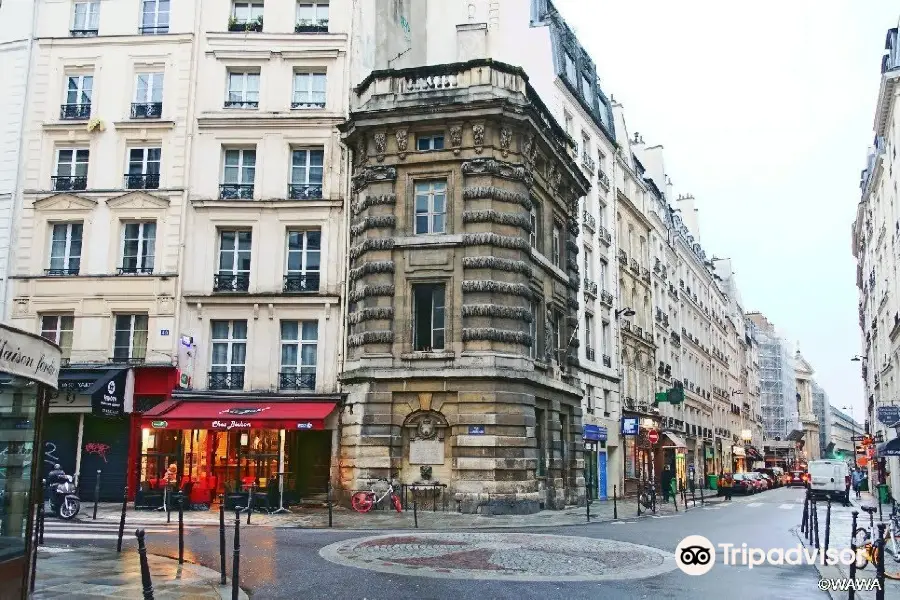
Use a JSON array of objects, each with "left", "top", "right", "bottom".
[
  {"left": 651, "top": 484, "right": 657, "bottom": 514},
  {"left": 178, "top": 497, "right": 184, "bottom": 565},
  {"left": 586, "top": 495, "right": 591, "bottom": 522},
  {"left": 823, "top": 499, "right": 831, "bottom": 557},
  {"left": 246, "top": 483, "right": 254, "bottom": 525},
  {"left": 813, "top": 500, "right": 820, "bottom": 550},
  {"left": 692, "top": 486, "right": 697, "bottom": 508},
  {"left": 878, "top": 494, "right": 883, "bottom": 523},
  {"left": 413, "top": 498, "right": 418, "bottom": 528},
  {"left": 613, "top": 485, "right": 618, "bottom": 520},
  {"left": 674, "top": 488, "right": 678, "bottom": 513},
  {"left": 699, "top": 485, "right": 705, "bottom": 505},
  {"left": 637, "top": 482, "right": 641, "bottom": 517},
  {"left": 219, "top": 499, "right": 227, "bottom": 585},
  {"left": 30, "top": 504, "right": 39, "bottom": 593},
  {"left": 167, "top": 487, "right": 171, "bottom": 524},
  {"left": 801, "top": 489, "right": 809, "bottom": 534},
  {"left": 232, "top": 509, "right": 241, "bottom": 600},
  {"left": 116, "top": 485, "right": 128, "bottom": 553},
  {"left": 93, "top": 469, "right": 101, "bottom": 520},
  {"left": 808, "top": 499, "right": 815, "bottom": 545},
  {"left": 38, "top": 479, "right": 45, "bottom": 545},
  {"left": 136, "top": 529, "right": 155, "bottom": 600},
  {"left": 849, "top": 511, "right": 858, "bottom": 600},
  {"left": 327, "top": 483, "right": 333, "bottom": 528},
  {"left": 875, "top": 523, "right": 886, "bottom": 600}
]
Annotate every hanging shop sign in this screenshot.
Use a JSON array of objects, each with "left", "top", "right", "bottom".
[
  {"left": 89, "top": 369, "right": 129, "bottom": 418},
  {"left": 621, "top": 417, "right": 639, "bottom": 436},
  {"left": 0, "top": 324, "right": 61, "bottom": 389}
]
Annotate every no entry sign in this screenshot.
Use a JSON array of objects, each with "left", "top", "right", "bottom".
[{"left": 648, "top": 429, "right": 660, "bottom": 445}]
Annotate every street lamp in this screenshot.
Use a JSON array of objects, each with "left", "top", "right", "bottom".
[
  {"left": 616, "top": 307, "right": 636, "bottom": 319},
  {"left": 851, "top": 355, "right": 864, "bottom": 362}
]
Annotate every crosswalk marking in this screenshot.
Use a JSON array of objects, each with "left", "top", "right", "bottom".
[
  {"left": 39, "top": 520, "right": 192, "bottom": 542},
  {"left": 779, "top": 504, "right": 796, "bottom": 509},
  {"left": 747, "top": 502, "right": 764, "bottom": 507}
]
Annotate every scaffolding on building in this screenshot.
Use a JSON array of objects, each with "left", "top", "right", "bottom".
[{"left": 751, "top": 321, "right": 799, "bottom": 442}]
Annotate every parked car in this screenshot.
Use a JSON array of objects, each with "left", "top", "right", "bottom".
[
  {"left": 754, "top": 468, "right": 780, "bottom": 488},
  {"left": 730, "top": 472, "right": 757, "bottom": 494},
  {"left": 788, "top": 470, "right": 808, "bottom": 487},
  {"left": 807, "top": 459, "right": 850, "bottom": 503},
  {"left": 744, "top": 472, "right": 767, "bottom": 492}
]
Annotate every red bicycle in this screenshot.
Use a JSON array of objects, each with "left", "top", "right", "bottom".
[{"left": 351, "top": 479, "right": 402, "bottom": 513}]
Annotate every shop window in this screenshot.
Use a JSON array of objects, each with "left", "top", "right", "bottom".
[
  {"left": 412, "top": 283, "right": 445, "bottom": 351},
  {"left": 113, "top": 314, "right": 148, "bottom": 362},
  {"left": 40, "top": 315, "right": 74, "bottom": 361},
  {"left": 209, "top": 320, "right": 247, "bottom": 390},
  {"left": 279, "top": 320, "right": 318, "bottom": 390}
]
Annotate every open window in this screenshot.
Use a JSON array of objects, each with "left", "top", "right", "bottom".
[{"left": 412, "top": 283, "right": 445, "bottom": 351}]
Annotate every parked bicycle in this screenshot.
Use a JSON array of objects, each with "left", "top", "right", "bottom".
[
  {"left": 351, "top": 479, "right": 403, "bottom": 513},
  {"left": 852, "top": 502, "right": 900, "bottom": 579}
]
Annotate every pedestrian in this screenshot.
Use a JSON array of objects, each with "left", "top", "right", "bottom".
[
  {"left": 721, "top": 473, "right": 733, "bottom": 501},
  {"left": 661, "top": 465, "right": 674, "bottom": 503},
  {"left": 852, "top": 468, "right": 864, "bottom": 500}
]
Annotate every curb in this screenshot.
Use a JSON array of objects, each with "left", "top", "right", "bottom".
[
  {"left": 150, "top": 552, "right": 250, "bottom": 600},
  {"left": 792, "top": 527, "right": 843, "bottom": 600}
]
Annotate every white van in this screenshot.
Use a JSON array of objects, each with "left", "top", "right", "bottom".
[{"left": 807, "top": 459, "right": 850, "bottom": 503}]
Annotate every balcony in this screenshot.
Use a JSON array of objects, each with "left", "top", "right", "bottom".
[
  {"left": 51, "top": 176, "right": 87, "bottom": 192},
  {"left": 224, "top": 100, "right": 259, "bottom": 109},
  {"left": 295, "top": 19, "right": 329, "bottom": 33},
  {"left": 130, "top": 102, "right": 163, "bottom": 119},
  {"left": 581, "top": 152, "right": 596, "bottom": 173},
  {"left": 600, "top": 290, "right": 613, "bottom": 306},
  {"left": 44, "top": 268, "right": 79, "bottom": 276},
  {"left": 283, "top": 273, "right": 320, "bottom": 293},
  {"left": 586, "top": 347, "right": 595, "bottom": 361},
  {"left": 139, "top": 25, "right": 169, "bottom": 35},
  {"left": 622, "top": 321, "right": 631, "bottom": 332},
  {"left": 671, "top": 332, "right": 681, "bottom": 347},
  {"left": 124, "top": 173, "right": 160, "bottom": 190},
  {"left": 582, "top": 210, "right": 596, "bottom": 231},
  {"left": 288, "top": 184, "right": 323, "bottom": 200},
  {"left": 70, "top": 28, "right": 98, "bottom": 37},
  {"left": 278, "top": 371, "right": 316, "bottom": 391},
  {"left": 109, "top": 355, "right": 146, "bottom": 365},
  {"left": 584, "top": 279, "right": 598, "bottom": 297},
  {"left": 630, "top": 259, "right": 639, "bottom": 274},
  {"left": 643, "top": 330, "right": 653, "bottom": 343},
  {"left": 291, "top": 99, "right": 327, "bottom": 110},
  {"left": 219, "top": 183, "right": 254, "bottom": 200},
  {"left": 60, "top": 103, "right": 91, "bottom": 120},
  {"left": 117, "top": 266, "right": 154, "bottom": 275},
  {"left": 213, "top": 273, "right": 250, "bottom": 292},
  {"left": 597, "top": 225, "right": 611, "bottom": 246},
  {"left": 228, "top": 18, "right": 263, "bottom": 32},
  {"left": 641, "top": 267, "right": 651, "bottom": 283},
  {"left": 597, "top": 170, "right": 610, "bottom": 190},
  {"left": 602, "top": 354, "right": 611, "bottom": 367},
  {"left": 662, "top": 315, "right": 669, "bottom": 327},
  {"left": 208, "top": 371, "right": 245, "bottom": 391}
]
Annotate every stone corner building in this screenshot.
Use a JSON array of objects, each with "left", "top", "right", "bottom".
[{"left": 338, "top": 59, "right": 590, "bottom": 514}]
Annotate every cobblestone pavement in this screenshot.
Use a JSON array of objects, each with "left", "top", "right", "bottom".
[
  {"left": 318, "top": 532, "right": 678, "bottom": 581},
  {"left": 80, "top": 490, "right": 723, "bottom": 530},
  {"left": 34, "top": 546, "right": 248, "bottom": 599}
]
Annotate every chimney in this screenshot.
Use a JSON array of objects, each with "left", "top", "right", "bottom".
[{"left": 456, "top": 22, "right": 488, "bottom": 62}]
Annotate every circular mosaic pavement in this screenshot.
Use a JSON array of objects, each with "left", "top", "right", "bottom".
[{"left": 319, "top": 533, "right": 678, "bottom": 581}]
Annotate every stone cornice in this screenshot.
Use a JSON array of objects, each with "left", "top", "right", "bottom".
[{"left": 197, "top": 113, "right": 344, "bottom": 129}]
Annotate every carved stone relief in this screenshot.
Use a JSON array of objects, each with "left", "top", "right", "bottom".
[
  {"left": 449, "top": 125, "right": 463, "bottom": 155},
  {"left": 374, "top": 132, "right": 387, "bottom": 162},
  {"left": 472, "top": 123, "right": 485, "bottom": 154},
  {"left": 499, "top": 127, "right": 512, "bottom": 158},
  {"left": 396, "top": 129, "right": 408, "bottom": 160}
]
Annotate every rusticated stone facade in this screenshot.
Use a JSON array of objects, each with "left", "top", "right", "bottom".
[{"left": 338, "top": 60, "right": 590, "bottom": 514}]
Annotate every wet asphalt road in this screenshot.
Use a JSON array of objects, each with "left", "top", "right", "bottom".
[{"left": 47, "top": 487, "right": 827, "bottom": 600}]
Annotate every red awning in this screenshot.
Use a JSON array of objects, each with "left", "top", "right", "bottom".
[{"left": 141, "top": 400, "right": 336, "bottom": 431}]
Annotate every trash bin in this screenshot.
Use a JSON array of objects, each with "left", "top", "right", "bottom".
[
  {"left": 707, "top": 474, "right": 718, "bottom": 491},
  {"left": 877, "top": 483, "right": 891, "bottom": 504}
]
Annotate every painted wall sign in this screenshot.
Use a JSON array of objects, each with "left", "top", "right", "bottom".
[
  {"left": 0, "top": 323, "right": 61, "bottom": 388},
  {"left": 150, "top": 421, "right": 168, "bottom": 428},
  {"left": 90, "top": 369, "right": 129, "bottom": 418}
]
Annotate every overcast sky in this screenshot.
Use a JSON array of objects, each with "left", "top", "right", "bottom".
[{"left": 553, "top": 0, "right": 898, "bottom": 424}]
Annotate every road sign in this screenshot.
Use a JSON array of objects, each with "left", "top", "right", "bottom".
[
  {"left": 876, "top": 405, "right": 900, "bottom": 427},
  {"left": 648, "top": 429, "right": 659, "bottom": 445}
]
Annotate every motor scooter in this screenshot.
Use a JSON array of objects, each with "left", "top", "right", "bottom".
[{"left": 48, "top": 473, "right": 81, "bottom": 520}]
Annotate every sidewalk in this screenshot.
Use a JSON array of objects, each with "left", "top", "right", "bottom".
[
  {"left": 76, "top": 491, "right": 724, "bottom": 530},
  {"left": 34, "top": 547, "right": 248, "bottom": 599}
]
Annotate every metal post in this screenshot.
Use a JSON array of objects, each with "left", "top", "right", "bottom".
[
  {"left": 586, "top": 495, "right": 591, "bottom": 522},
  {"left": 613, "top": 485, "right": 618, "bottom": 519},
  {"left": 801, "top": 489, "right": 809, "bottom": 534},
  {"left": 30, "top": 504, "right": 39, "bottom": 593},
  {"left": 117, "top": 486, "right": 128, "bottom": 553},
  {"left": 232, "top": 509, "right": 241, "bottom": 600},
  {"left": 875, "top": 523, "right": 886, "bottom": 600},
  {"left": 813, "top": 500, "right": 820, "bottom": 550},
  {"left": 692, "top": 486, "right": 697, "bottom": 507},
  {"left": 807, "top": 499, "right": 814, "bottom": 544},
  {"left": 327, "top": 483, "right": 333, "bottom": 527},
  {"left": 178, "top": 497, "right": 184, "bottom": 565},
  {"left": 166, "top": 485, "right": 171, "bottom": 524},
  {"left": 674, "top": 486, "right": 678, "bottom": 512},
  {"left": 651, "top": 484, "right": 657, "bottom": 514},
  {"left": 823, "top": 499, "right": 831, "bottom": 557},
  {"left": 219, "top": 498, "right": 227, "bottom": 585},
  {"left": 637, "top": 481, "right": 641, "bottom": 517},
  {"left": 93, "top": 469, "right": 101, "bottom": 520},
  {"left": 413, "top": 498, "right": 418, "bottom": 528},
  {"left": 136, "top": 529, "right": 155, "bottom": 600},
  {"left": 849, "top": 511, "right": 858, "bottom": 600},
  {"left": 246, "top": 483, "right": 253, "bottom": 525},
  {"left": 699, "top": 485, "right": 705, "bottom": 505},
  {"left": 38, "top": 479, "right": 45, "bottom": 545},
  {"left": 878, "top": 492, "right": 883, "bottom": 523}
]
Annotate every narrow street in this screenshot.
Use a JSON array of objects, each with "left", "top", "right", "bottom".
[{"left": 38, "top": 487, "right": 874, "bottom": 599}]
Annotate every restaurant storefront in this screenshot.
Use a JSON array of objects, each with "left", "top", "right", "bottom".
[
  {"left": 0, "top": 324, "right": 61, "bottom": 597},
  {"left": 732, "top": 445, "right": 746, "bottom": 472},
  {"left": 660, "top": 431, "right": 688, "bottom": 488},
  {"left": 622, "top": 414, "right": 661, "bottom": 496},
  {"left": 137, "top": 397, "right": 339, "bottom": 510}
]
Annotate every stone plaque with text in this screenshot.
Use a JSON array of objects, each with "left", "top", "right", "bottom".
[{"left": 409, "top": 439, "right": 444, "bottom": 465}]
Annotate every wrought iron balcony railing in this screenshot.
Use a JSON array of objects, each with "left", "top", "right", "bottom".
[
  {"left": 584, "top": 279, "right": 598, "bottom": 297},
  {"left": 600, "top": 290, "right": 613, "bottom": 306},
  {"left": 208, "top": 370, "right": 245, "bottom": 391},
  {"left": 109, "top": 355, "right": 146, "bottom": 365},
  {"left": 291, "top": 99, "right": 326, "bottom": 109},
  {"left": 288, "top": 184, "right": 323, "bottom": 200},
  {"left": 70, "top": 28, "right": 98, "bottom": 37},
  {"left": 283, "top": 273, "right": 320, "bottom": 293},
  {"left": 44, "top": 268, "right": 79, "bottom": 276},
  {"left": 602, "top": 354, "right": 611, "bottom": 367},
  {"left": 582, "top": 210, "right": 596, "bottom": 231},
  {"left": 117, "top": 266, "right": 154, "bottom": 275},
  {"left": 213, "top": 273, "right": 250, "bottom": 292},
  {"left": 60, "top": 103, "right": 91, "bottom": 120},
  {"left": 597, "top": 225, "right": 611, "bottom": 245},
  {"left": 130, "top": 102, "right": 163, "bottom": 119},
  {"left": 51, "top": 176, "right": 87, "bottom": 192},
  {"left": 295, "top": 19, "right": 329, "bottom": 33},
  {"left": 219, "top": 183, "right": 254, "bottom": 199},
  {"left": 124, "top": 173, "right": 160, "bottom": 190},
  {"left": 224, "top": 100, "right": 259, "bottom": 109},
  {"left": 597, "top": 170, "right": 610, "bottom": 189},
  {"left": 278, "top": 371, "right": 316, "bottom": 391},
  {"left": 139, "top": 25, "right": 169, "bottom": 35}
]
